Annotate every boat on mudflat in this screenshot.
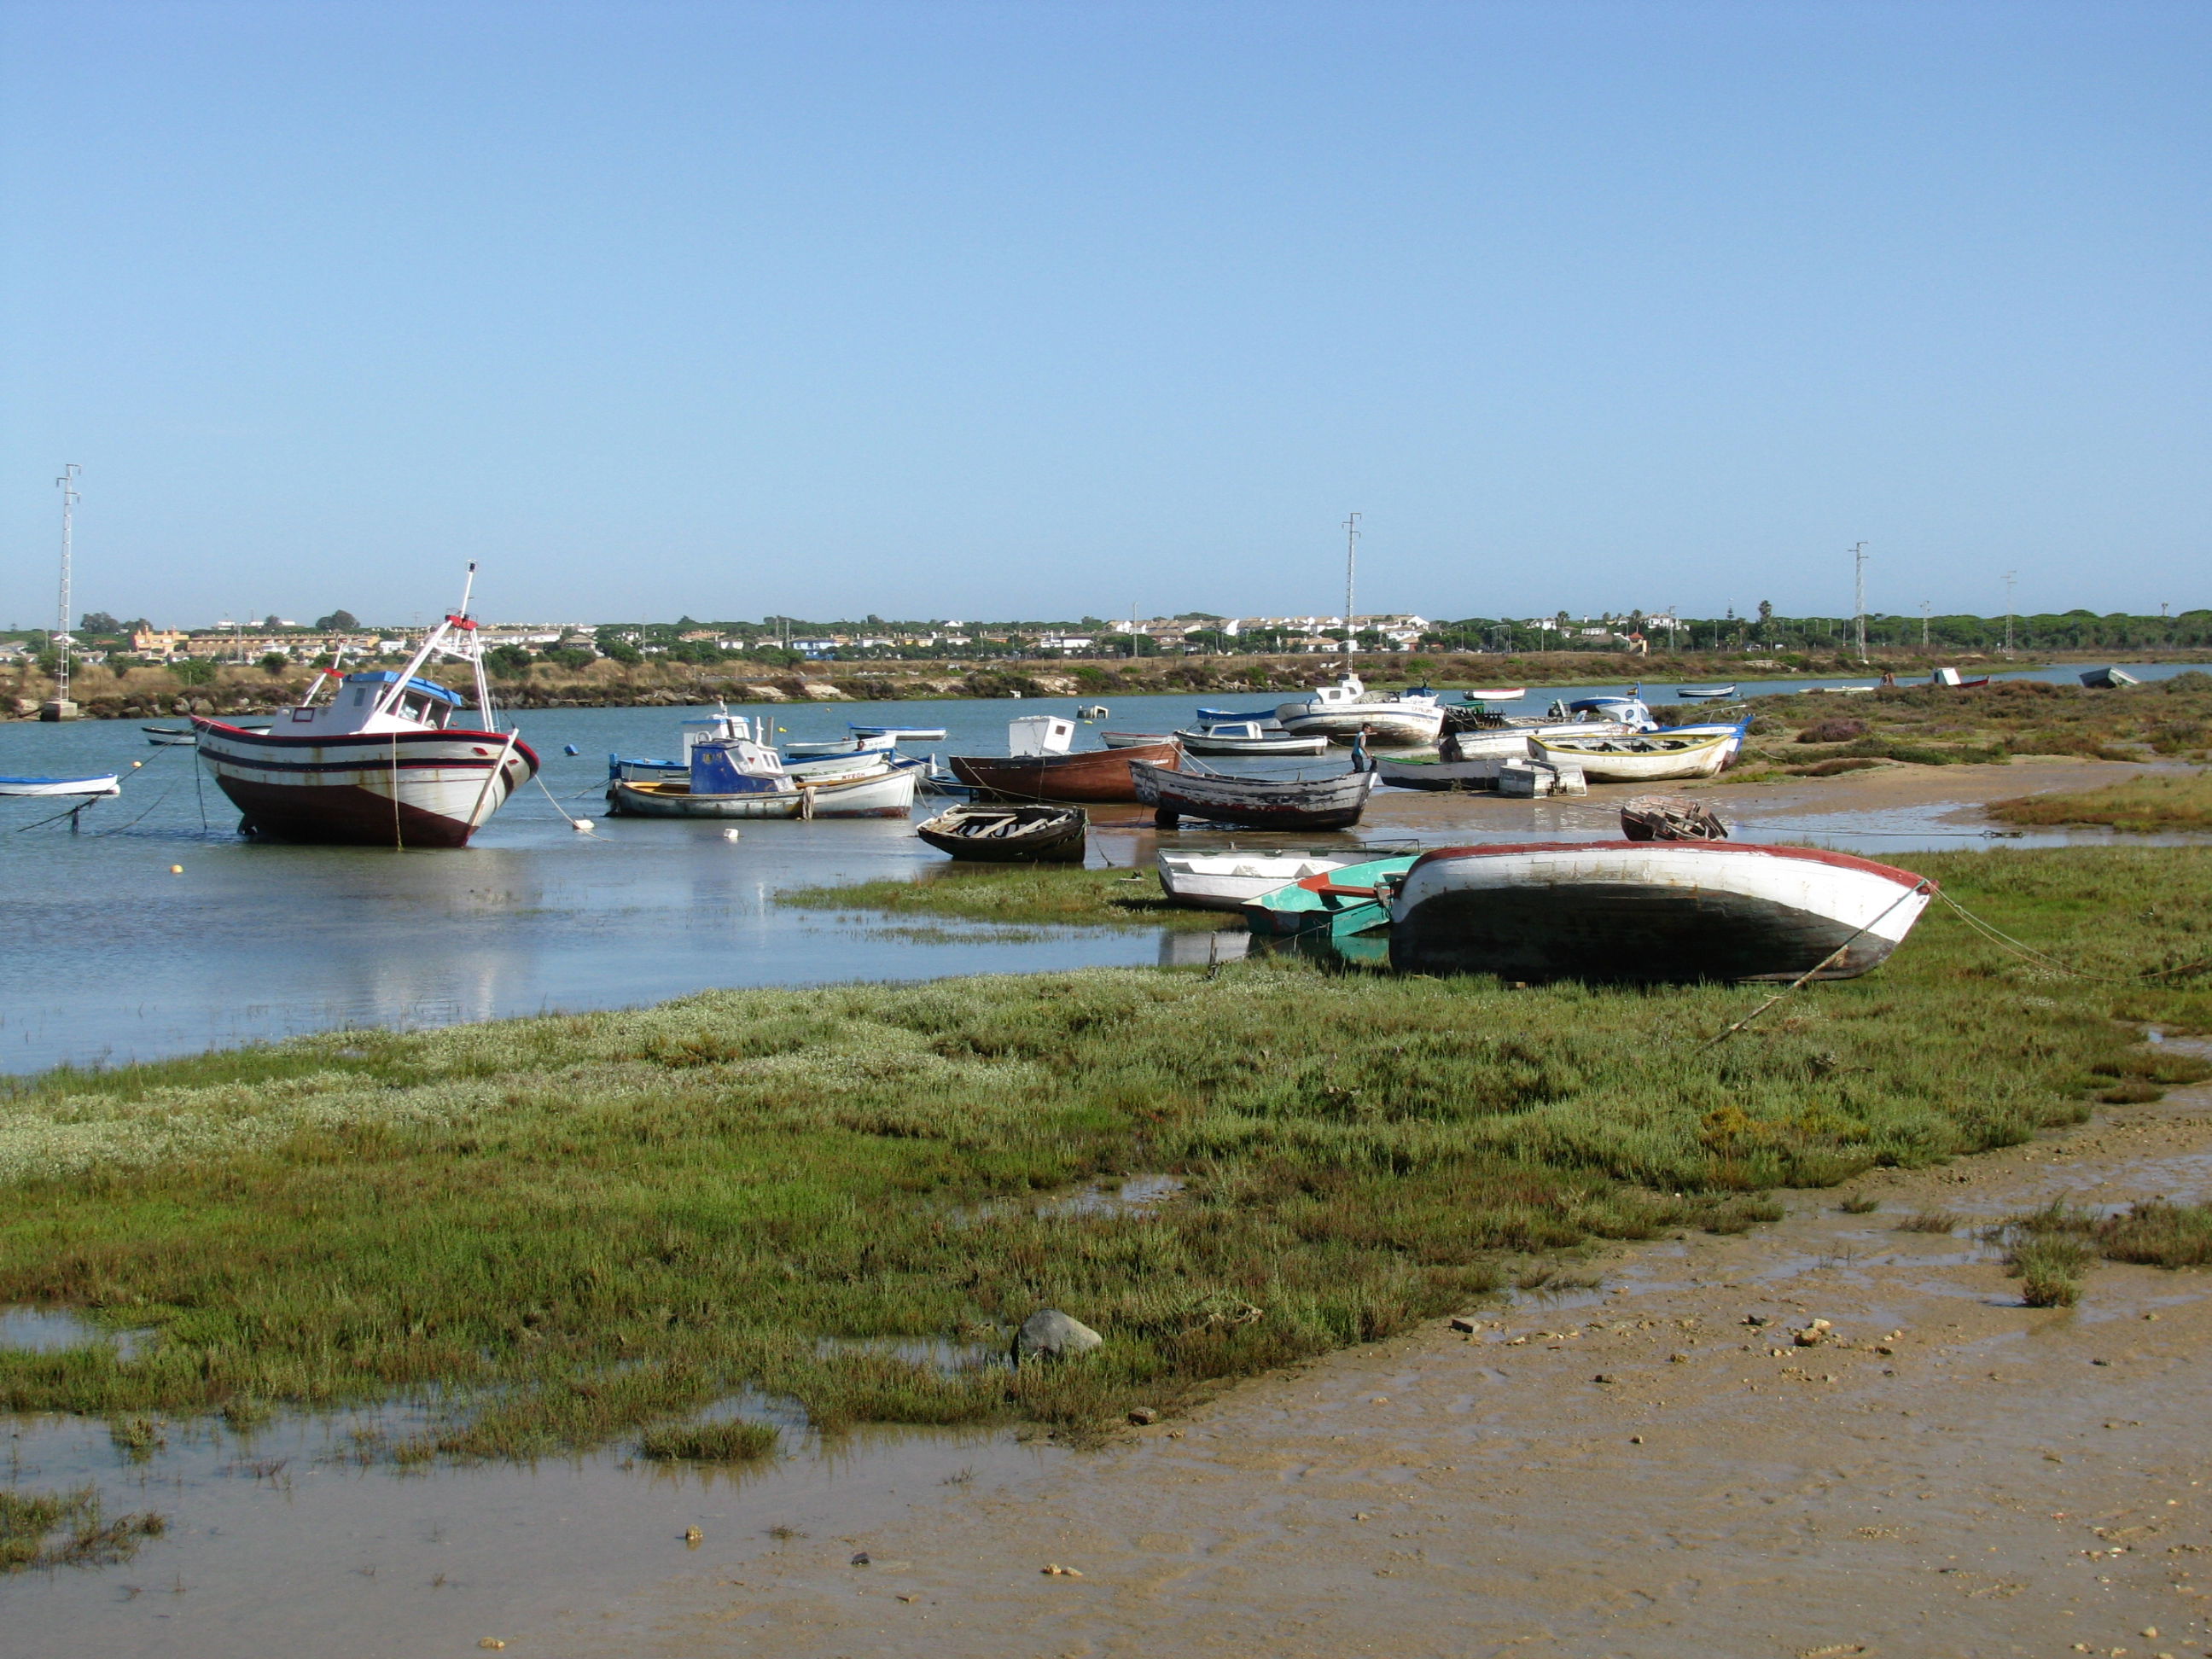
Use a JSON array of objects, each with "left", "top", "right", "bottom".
[
  {"left": 1155, "top": 849, "right": 1358, "bottom": 911},
  {"left": 1388, "top": 842, "right": 1935, "bottom": 981},
  {"left": 915, "top": 803, "right": 1086, "bottom": 862},
  {"left": 1527, "top": 731, "right": 1732, "bottom": 783},
  {"left": 1619, "top": 795, "right": 1730, "bottom": 841},
  {"left": 192, "top": 568, "right": 538, "bottom": 847},
  {"left": 947, "top": 716, "right": 1180, "bottom": 803},
  {"left": 1242, "top": 853, "right": 1419, "bottom": 938},
  {"left": 1132, "top": 760, "right": 1376, "bottom": 830},
  {"left": 2080, "top": 667, "right": 2140, "bottom": 690}
]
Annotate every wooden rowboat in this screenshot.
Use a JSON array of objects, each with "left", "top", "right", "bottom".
[
  {"left": 1619, "top": 795, "right": 1730, "bottom": 841},
  {"left": 1388, "top": 842, "right": 1935, "bottom": 981},
  {"left": 946, "top": 741, "right": 1181, "bottom": 804},
  {"left": 1527, "top": 731, "right": 1732, "bottom": 783},
  {"left": 1132, "top": 761, "right": 1375, "bottom": 830},
  {"left": 916, "top": 803, "right": 1086, "bottom": 862}
]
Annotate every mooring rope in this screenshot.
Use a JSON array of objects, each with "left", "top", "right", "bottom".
[
  {"left": 1703, "top": 879, "right": 1936, "bottom": 1047},
  {"left": 1930, "top": 888, "right": 2211, "bottom": 983}
]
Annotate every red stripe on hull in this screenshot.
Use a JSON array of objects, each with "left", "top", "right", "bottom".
[{"left": 212, "top": 776, "right": 492, "bottom": 848}]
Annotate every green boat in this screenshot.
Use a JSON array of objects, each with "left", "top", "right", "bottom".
[{"left": 1240, "top": 853, "right": 1418, "bottom": 939}]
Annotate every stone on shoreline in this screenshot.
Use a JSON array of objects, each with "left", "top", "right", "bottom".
[{"left": 1014, "top": 1308, "right": 1102, "bottom": 1364}]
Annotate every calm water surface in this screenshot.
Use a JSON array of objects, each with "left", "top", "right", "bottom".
[{"left": 0, "top": 667, "right": 2197, "bottom": 1074}]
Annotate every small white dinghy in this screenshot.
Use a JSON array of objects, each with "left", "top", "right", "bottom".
[
  {"left": 1388, "top": 842, "right": 1936, "bottom": 981},
  {"left": 1155, "top": 849, "right": 1359, "bottom": 911},
  {"left": 0, "top": 773, "right": 121, "bottom": 797}
]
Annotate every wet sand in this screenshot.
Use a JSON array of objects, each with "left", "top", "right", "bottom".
[{"left": 552, "top": 1043, "right": 2212, "bottom": 1659}]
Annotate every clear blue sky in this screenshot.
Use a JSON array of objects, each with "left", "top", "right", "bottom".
[{"left": 3, "top": 1, "right": 2204, "bottom": 629}]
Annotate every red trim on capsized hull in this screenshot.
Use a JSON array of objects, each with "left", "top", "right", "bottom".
[{"left": 1406, "top": 841, "right": 1933, "bottom": 891}]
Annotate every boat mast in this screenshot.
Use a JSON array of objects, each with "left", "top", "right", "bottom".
[
  {"left": 1342, "top": 511, "right": 1360, "bottom": 655},
  {"left": 54, "top": 464, "right": 80, "bottom": 708}
]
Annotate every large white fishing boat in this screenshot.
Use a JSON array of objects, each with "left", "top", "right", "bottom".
[
  {"left": 1272, "top": 675, "right": 1445, "bottom": 745},
  {"left": 191, "top": 567, "right": 539, "bottom": 847}
]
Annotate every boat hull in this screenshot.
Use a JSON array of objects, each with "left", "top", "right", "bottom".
[
  {"left": 947, "top": 742, "right": 1181, "bottom": 803},
  {"left": 0, "top": 774, "right": 123, "bottom": 798},
  {"left": 1176, "top": 729, "right": 1331, "bottom": 756},
  {"left": 192, "top": 720, "right": 538, "bottom": 847},
  {"left": 608, "top": 766, "right": 916, "bottom": 819},
  {"left": 1388, "top": 841, "right": 1934, "bottom": 982},
  {"left": 1275, "top": 705, "right": 1445, "bottom": 744},
  {"left": 916, "top": 804, "right": 1086, "bottom": 862},
  {"left": 1527, "top": 733, "right": 1732, "bottom": 783},
  {"left": 1155, "top": 851, "right": 1353, "bottom": 910},
  {"left": 1132, "top": 761, "right": 1376, "bottom": 830}
]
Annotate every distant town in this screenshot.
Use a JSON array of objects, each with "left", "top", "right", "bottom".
[{"left": 1, "top": 603, "right": 2205, "bottom": 675}]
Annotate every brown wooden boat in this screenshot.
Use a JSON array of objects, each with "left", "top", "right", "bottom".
[{"left": 946, "top": 740, "right": 1182, "bottom": 803}]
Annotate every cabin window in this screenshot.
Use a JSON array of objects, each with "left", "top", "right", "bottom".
[{"left": 353, "top": 690, "right": 368, "bottom": 707}]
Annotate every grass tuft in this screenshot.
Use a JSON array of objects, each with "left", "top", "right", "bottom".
[
  {"left": 1896, "top": 1209, "right": 1961, "bottom": 1233},
  {"left": 1, "top": 1485, "right": 166, "bottom": 1573},
  {"left": 637, "top": 1420, "right": 781, "bottom": 1462},
  {"left": 1838, "top": 1195, "right": 1882, "bottom": 1214}
]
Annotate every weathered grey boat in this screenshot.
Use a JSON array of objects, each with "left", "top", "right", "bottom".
[{"left": 1132, "top": 761, "right": 1376, "bottom": 830}]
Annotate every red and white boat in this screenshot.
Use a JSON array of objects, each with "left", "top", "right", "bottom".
[
  {"left": 192, "top": 567, "right": 539, "bottom": 847},
  {"left": 1387, "top": 841, "right": 1935, "bottom": 981}
]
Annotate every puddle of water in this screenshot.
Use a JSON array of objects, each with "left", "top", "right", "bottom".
[
  {"left": 0, "top": 1304, "right": 153, "bottom": 1360},
  {"left": 0, "top": 1400, "right": 1063, "bottom": 1657},
  {"left": 813, "top": 1336, "right": 1004, "bottom": 1372},
  {"left": 1039, "top": 1173, "right": 1185, "bottom": 1217}
]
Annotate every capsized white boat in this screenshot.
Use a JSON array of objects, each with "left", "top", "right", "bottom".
[
  {"left": 1527, "top": 731, "right": 1732, "bottom": 783},
  {"left": 1273, "top": 675, "right": 1445, "bottom": 745},
  {"left": 192, "top": 567, "right": 538, "bottom": 847},
  {"left": 1388, "top": 842, "right": 1936, "bottom": 981},
  {"left": 1155, "top": 849, "right": 1359, "bottom": 911}
]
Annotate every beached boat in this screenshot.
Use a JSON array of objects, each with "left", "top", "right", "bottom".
[
  {"left": 915, "top": 803, "right": 1086, "bottom": 862},
  {"left": 1527, "top": 731, "right": 1732, "bottom": 783},
  {"left": 1175, "top": 721, "right": 1331, "bottom": 757},
  {"left": 1243, "top": 853, "right": 1419, "bottom": 938},
  {"left": 1676, "top": 684, "right": 1737, "bottom": 700},
  {"left": 1931, "top": 667, "right": 1990, "bottom": 689},
  {"left": 1546, "top": 694, "right": 1656, "bottom": 728},
  {"left": 1155, "top": 849, "right": 1359, "bottom": 911},
  {"left": 192, "top": 569, "right": 539, "bottom": 847},
  {"left": 1388, "top": 842, "right": 1935, "bottom": 981},
  {"left": 1274, "top": 675, "right": 1444, "bottom": 745},
  {"left": 1132, "top": 760, "right": 1375, "bottom": 830},
  {"left": 947, "top": 718, "right": 1181, "bottom": 803},
  {"left": 2079, "top": 667, "right": 2140, "bottom": 690},
  {"left": 849, "top": 724, "right": 947, "bottom": 740},
  {"left": 0, "top": 772, "right": 122, "bottom": 797},
  {"left": 783, "top": 732, "right": 897, "bottom": 759},
  {"left": 1620, "top": 795, "right": 1730, "bottom": 841}
]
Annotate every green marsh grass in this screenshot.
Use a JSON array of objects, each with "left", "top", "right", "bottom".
[
  {"left": 1990, "top": 771, "right": 2212, "bottom": 832},
  {"left": 0, "top": 848, "right": 2207, "bottom": 1458},
  {"left": 779, "top": 864, "right": 1235, "bottom": 931},
  {"left": 1, "top": 1485, "right": 166, "bottom": 1572},
  {"left": 637, "top": 1420, "right": 780, "bottom": 1462}
]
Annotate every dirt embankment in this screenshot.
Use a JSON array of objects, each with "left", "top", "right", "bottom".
[{"left": 13, "top": 649, "right": 2204, "bottom": 721}]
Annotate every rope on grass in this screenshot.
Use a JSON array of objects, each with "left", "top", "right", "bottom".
[{"left": 1930, "top": 889, "right": 2212, "bottom": 984}]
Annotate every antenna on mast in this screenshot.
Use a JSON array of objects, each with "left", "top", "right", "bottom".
[
  {"left": 47, "top": 464, "right": 82, "bottom": 720},
  {"left": 1342, "top": 512, "right": 1361, "bottom": 654},
  {"left": 457, "top": 560, "right": 479, "bottom": 620}
]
